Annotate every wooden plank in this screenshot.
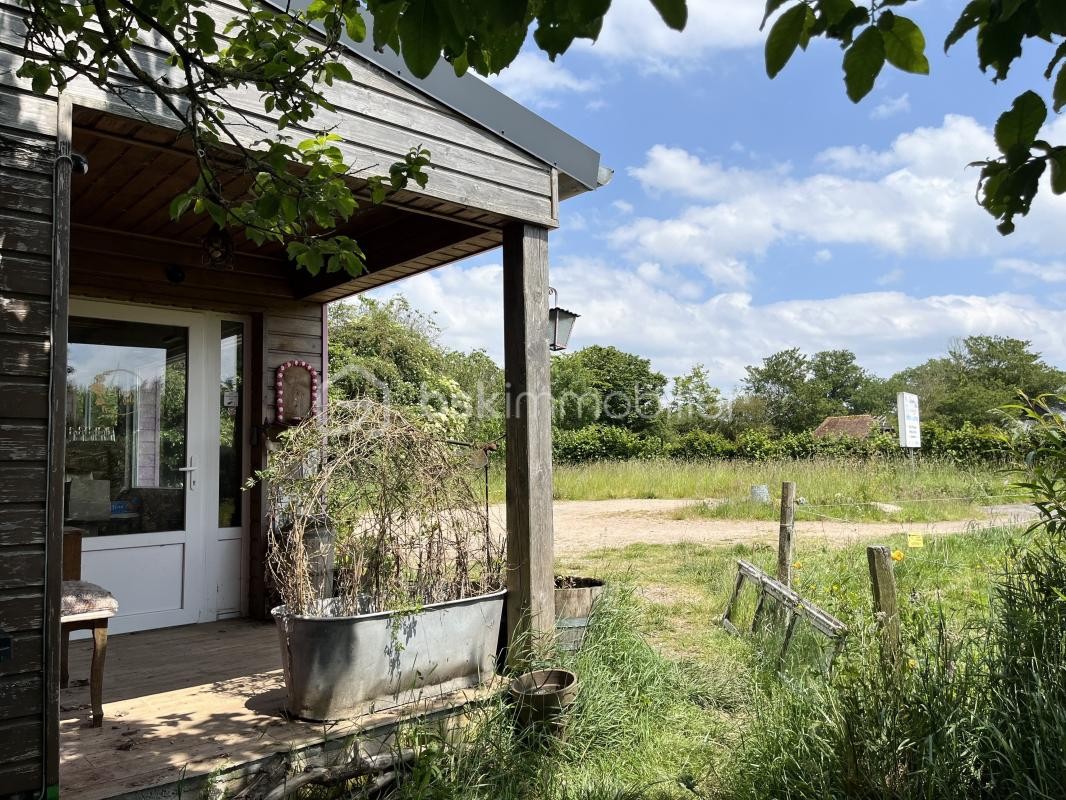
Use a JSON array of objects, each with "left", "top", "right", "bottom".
[
  {"left": 0, "top": 590, "right": 44, "bottom": 631},
  {"left": 0, "top": 167, "right": 53, "bottom": 216},
  {"left": 0, "top": 86, "right": 58, "bottom": 136},
  {"left": 0, "top": 335, "right": 50, "bottom": 377},
  {"left": 265, "top": 314, "right": 324, "bottom": 337},
  {"left": 0, "top": 423, "right": 47, "bottom": 460},
  {"left": 0, "top": 547, "right": 45, "bottom": 589},
  {"left": 502, "top": 223, "right": 554, "bottom": 662},
  {"left": 266, "top": 332, "right": 323, "bottom": 357},
  {"left": 0, "top": 463, "right": 46, "bottom": 502},
  {"left": 0, "top": 756, "right": 41, "bottom": 794},
  {"left": 0, "top": 253, "right": 52, "bottom": 296},
  {"left": 0, "top": 718, "right": 42, "bottom": 762},
  {"left": 0, "top": 632, "right": 41, "bottom": 677},
  {"left": 0, "top": 380, "right": 48, "bottom": 419},
  {"left": 0, "top": 296, "right": 51, "bottom": 336},
  {"left": 0, "top": 504, "right": 46, "bottom": 546},
  {"left": 0, "top": 672, "right": 43, "bottom": 719},
  {"left": 0, "top": 212, "right": 52, "bottom": 256}
]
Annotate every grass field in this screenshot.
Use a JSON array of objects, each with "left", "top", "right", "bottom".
[
  {"left": 487, "top": 457, "right": 1023, "bottom": 522},
  {"left": 385, "top": 528, "right": 1027, "bottom": 799}
]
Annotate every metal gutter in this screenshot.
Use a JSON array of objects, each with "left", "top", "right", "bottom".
[{"left": 264, "top": 0, "right": 606, "bottom": 195}]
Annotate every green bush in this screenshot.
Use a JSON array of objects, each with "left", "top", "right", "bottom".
[
  {"left": 922, "top": 421, "right": 1004, "bottom": 463},
  {"left": 664, "top": 430, "right": 735, "bottom": 460},
  {"left": 552, "top": 424, "right": 647, "bottom": 463}
]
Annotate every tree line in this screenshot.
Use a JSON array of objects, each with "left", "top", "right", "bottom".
[{"left": 328, "top": 296, "right": 1066, "bottom": 462}]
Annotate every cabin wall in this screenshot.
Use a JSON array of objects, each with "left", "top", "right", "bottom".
[
  {"left": 0, "top": 81, "right": 61, "bottom": 795},
  {"left": 0, "top": 0, "right": 558, "bottom": 227}
]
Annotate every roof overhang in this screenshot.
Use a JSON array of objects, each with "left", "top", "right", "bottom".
[{"left": 264, "top": 0, "right": 607, "bottom": 199}]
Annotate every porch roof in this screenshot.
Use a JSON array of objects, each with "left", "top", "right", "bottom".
[{"left": 271, "top": 0, "right": 609, "bottom": 200}]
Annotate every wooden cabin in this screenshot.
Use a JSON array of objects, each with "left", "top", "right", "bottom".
[{"left": 0, "top": 3, "right": 606, "bottom": 796}]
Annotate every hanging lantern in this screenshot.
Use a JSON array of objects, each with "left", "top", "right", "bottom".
[{"left": 547, "top": 287, "right": 579, "bottom": 351}]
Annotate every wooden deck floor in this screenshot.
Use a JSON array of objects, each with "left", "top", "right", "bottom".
[{"left": 60, "top": 620, "right": 494, "bottom": 800}]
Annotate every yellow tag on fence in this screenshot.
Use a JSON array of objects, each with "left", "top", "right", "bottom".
[{"left": 907, "top": 533, "right": 924, "bottom": 549}]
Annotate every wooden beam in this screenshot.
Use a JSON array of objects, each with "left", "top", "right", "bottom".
[
  {"left": 292, "top": 215, "right": 488, "bottom": 301},
  {"left": 247, "top": 313, "right": 268, "bottom": 620},
  {"left": 45, "top": 92, "right": 74, "bottom": 793},
  {"left": 502, "top": 223, "right": 554, "bottom": 663}
]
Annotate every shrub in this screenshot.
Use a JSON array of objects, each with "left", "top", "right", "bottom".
[
  {"left": 664, "top": 430, "right": 735, "bottom": 460},
  {"left": 552, "top": 424, "right": 646, "bottom": 463}
]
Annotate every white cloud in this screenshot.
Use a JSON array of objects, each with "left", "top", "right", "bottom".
[
  {"left": 366, "top": 259, "right": 1066, "bottom": 390},
  {"left": 995, "top": 258, "right": 1066, "bottom": 283},
  {"left": 877, "top": 268, "right": 904, "bottom": 286},
  {"left": 579, "top": 0, "right": 764, "bottom": 71},
  {"left": 486, "top": 52, "right": 598, "bottom": 108},
  {"left": 814, "top": 249, "right": 833, "bottom": 263},
  {"left": 612, "top": 199, "right": 634, "bottom": 214},
  {"left": 871, "top": 93, "right": 910, "bottom": 120},
  {"left": 618, "top": 115, "right": 1066, "bottom": 287}
]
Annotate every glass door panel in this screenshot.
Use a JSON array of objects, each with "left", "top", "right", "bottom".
[{"left": 65, "top": 317, "right": 189, "bottom": 535}]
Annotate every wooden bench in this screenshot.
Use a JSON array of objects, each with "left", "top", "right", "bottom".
[{"left": 61, "top": 528, "right": 117, "bottom": 727}]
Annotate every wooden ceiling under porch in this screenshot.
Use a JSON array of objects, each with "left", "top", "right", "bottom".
[{"left": 69, "top": 108, "right": 512, "bottom": 311}]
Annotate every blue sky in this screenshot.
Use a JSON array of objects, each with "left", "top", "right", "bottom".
[{"left": 369, "top": 0, "right": 1066, "bottom": 392}]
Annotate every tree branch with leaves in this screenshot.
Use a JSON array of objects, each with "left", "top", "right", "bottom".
[
  {"left": 11, "top": 0, "right": 687, "bottom": 275},
  {"left": 764, "top": 0, "right": 1066, "bottom": 236}
]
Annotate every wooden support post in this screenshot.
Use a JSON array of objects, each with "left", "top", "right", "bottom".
[
  {"left": 866, "top": 545, "right": 901, "bottom": 666},
  {"left": 502, "top": 223, "right": 555, "bottom": 663},
  {"left": 777, "top": 481, "right": 796, "bottom": 587}
]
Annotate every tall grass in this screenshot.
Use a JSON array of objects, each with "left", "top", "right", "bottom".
[
  {"left": 488, "top": 458, "right": 1016, "bottom": 510},
  {"left": 716, "top": 531, "right": 1066, "bottom": 800},
  {"left": 384, "top": 586, "right": 730, "bottom": 800}
]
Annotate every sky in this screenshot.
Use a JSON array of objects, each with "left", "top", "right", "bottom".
[{"left": 367, "top": 0, "right": 1066, "bottom": 393}]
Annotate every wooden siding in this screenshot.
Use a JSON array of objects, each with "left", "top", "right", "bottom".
[
  {"left": 0, "top": 0, "right": 557, "bottom": 227},
  {"left": 0, "top": 80, "right": 58, "bottom": 795}
]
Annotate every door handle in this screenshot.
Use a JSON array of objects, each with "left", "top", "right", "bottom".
[{"left": 178, "top": 458, "right": 197, "bottom": 489}]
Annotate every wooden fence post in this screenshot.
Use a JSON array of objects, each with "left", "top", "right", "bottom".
[
  {"left": 777, "top": 482, "right": 796, "bottom": 587},
  {"left": 866, "top": 545, "right": 900, "bottom": 666}
]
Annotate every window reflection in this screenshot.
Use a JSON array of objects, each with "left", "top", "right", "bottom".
[
  {"left": 65, "top": 317, "right": 188, "bottom": 535},
  {"left": 219, "top": 321, "right": 243, "bottom": 528}
]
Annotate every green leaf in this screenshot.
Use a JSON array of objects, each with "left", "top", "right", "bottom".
[
  {"left": 1055, "top": 65, "right": 1066, "bottom": 113},
  {"left": 345, "top": 12, "right": 367, "bottom": 42},
  {"left": 169, "top": 193, "right": 193, "bottom": 220},
  {"left": 1050, "top": 150, "right": 1066, "bottom": 195},
  {"left": 649, "top": 0, "right": 686, "bottom": 30},
  {"left": 882, "top": 14, "right": 928, "bottom": 74},
  {"left": 818, "top": 0, "right": 854, "bottom": 27},
  {"left": 944, "top": 0, "right": 987, "bottom": 52},
  {"left": 31, "top": 67, "right": 52, "bottom": 95},
  {"left": 397, "top": 0, "right": 442, "bottom": 78},
  {"left": 843, "top": 27, "right": 885, "bottom": 102},
  {"left": 765, "top": 3, "right": 810, "bottom": 79},
  {"left": 760, "top": 0, "right": 789, "bottom": 29},
  {"left": 994, "top": 90, "right": 1047, "bottom": 157},
  {"left": 1040, "top": 0, "right": 1066, "bottom": 35}
]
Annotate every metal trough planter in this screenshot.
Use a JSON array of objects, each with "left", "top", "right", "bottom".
[{"left": 272, "top": 589, "right": 506, "bottom": 721}]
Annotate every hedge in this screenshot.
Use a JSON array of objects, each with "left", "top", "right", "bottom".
[{"left": 551, "top": 422, "right": 1006, "bottom": 464}]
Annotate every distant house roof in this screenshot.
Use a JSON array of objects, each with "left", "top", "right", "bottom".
[
  {"left": 272, "top": 0, "right": 607, "bottom": 198},
  {"left": 813, "top": 415, "right": 879, "bottom": 439}
]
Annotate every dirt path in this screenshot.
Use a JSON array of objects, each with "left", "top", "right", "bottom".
[{"left": 491, "top": 499, "right": 1038, "bottom": 557}]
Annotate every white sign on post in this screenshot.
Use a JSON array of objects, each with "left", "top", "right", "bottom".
[{"left": 897, "top": 392, "right": 921, "bottom": 449}]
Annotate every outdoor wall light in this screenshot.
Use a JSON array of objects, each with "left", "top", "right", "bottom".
[{"left": 548, "top": 286, "right": 579, "bottom": 352}]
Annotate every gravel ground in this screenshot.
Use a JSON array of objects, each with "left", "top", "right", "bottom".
[{"left": 490, "top": 499, "right": 1039, "bottom": 557}]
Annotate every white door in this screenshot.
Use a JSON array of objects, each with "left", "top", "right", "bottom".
[{"left": 65, "top": 300, "right": 248, "bottom": 633}]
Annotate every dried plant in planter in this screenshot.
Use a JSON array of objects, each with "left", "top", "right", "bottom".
[{"left": 262, "top": 398, "right": 503, "bottom": 617}]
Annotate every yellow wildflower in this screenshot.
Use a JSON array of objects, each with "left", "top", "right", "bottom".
[
  {"left": 908, "top": 658, "right": 918, "bottom": 669},
  {"left": 891, "top": 549, "right": 905, "bottom": 562},
  {"left": 792, "top": 561, "right": 802, "bottom": 570}
]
